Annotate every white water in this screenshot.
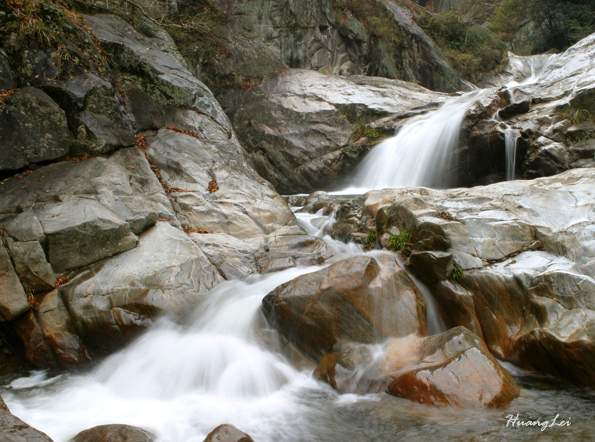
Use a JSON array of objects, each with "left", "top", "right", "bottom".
[{"left": 504, "top": 129, "right": 519, "bottom": 181}]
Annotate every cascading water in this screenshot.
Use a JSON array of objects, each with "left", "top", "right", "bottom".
[
  {"left": 345, "top": 90, "right": 487, "bottom": 193},
  {"left": 2, "top": 203, "right": 595, "bottom": 442},
  {"left": 504, "top": 128, "right": 519, "bottom": 181}
]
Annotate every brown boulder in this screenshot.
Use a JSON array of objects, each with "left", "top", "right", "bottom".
[
  {"left": 202, "top": 424, "right": 254, "bottom": 442},
  {"left": 71, "top": 424, "right": 155, "bottom": 442},
  {"left": 315, "top": 327, "right": 520, "bottom": 408},
  {"left": 387, "top": 327, "right": 520, "bottom": 408},
  {"left": 262, "top": 254, "right": 428, "bottom": 362}
]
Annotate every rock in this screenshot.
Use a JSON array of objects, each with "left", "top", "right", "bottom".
[
  {"left": 14, "top": 310, "right": 58, "bottom": 369},
  {"left": 39, "top": 199, "right": 139, "bottom": 273},
  {"left": 0, "top": 87, "right": 70, "bottom": 172},
  {"left": 202, "top": 0, "right": 462, "bottom": 92},
  {"left": 35, "top": 290, "right": 90, "bottom": 368},
  {"left": 465, "top": 34, "right": 595, "bottom": 181},
  {"left": 0, "top": 394, "right": 54, "bottom": 442},
  {"left": 71, "top": 424, "right": 155, "bottom": 442},
  {"left": 60, "top": 222, "right": 222, "bottom": 353},
  {"left": 0, "top": 243, "right": 29, "bottom": 322},
  {"left": 84, "top": 14, "right": 228, "bottom": 128},
  {"left": 262, "top": 254, "right": 427, "bottom": 362},
  {"left": 514, "top": 308, "right": 595, "bottom": 389},
  {"left": 387, "top": 327, "right": 520, "bottom": 408},
  {"left": 202, "top": 424, "right": 253, "bottom": 442},
  {"left": 315, "top": 327, "right": 520, "bottom": 408},
  {"left": 226, "top": 69, "right": 446, "bottom": 193},
  {"left": 0, "top": 147, "right": 176, "bottom": 273},
  {"left": 408, "top": 251, "right": 454, "bottom": 284},
  {"left": 0, "top": 53, "right": 17, "bottom": 90},
  {"left": 145, "top": 125, "right": 293, "bottom": 240},
  {"left": 46, "top": 73, "right": 135, "bottom": 155},
  {"left": 7, "top": 241, "right": 56, "bottom": 294},
  {"left": 299, "top": 168, "right": 595, "bottom": 387}
]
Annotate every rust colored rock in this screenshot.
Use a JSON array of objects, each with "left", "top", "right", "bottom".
[
  {"left": 36, "top": 290, "right": 90, "bottom": 368},
  {"left": 202, "top": 424, "right": 254, "bottom": 442},
  {"left": 262, "top": 254, "right": 428, "bottom": 362},
  {"left": 409, "top": 250, "right": 454, "bottom": 284},
  {"left": 315, "top": 327, "right": 519, "bottom": 408},
  {"left": 72, "top": 424, "right": 155, "bottom": 442},
  {"left": 514, "top": 309, "right": 595, "bottom": 389},
  {"left": 387, "top": 327, "right": 520, "bottom": 408},
  {"left": 14, "top": 310, "right": 58, "bottom": 369}
]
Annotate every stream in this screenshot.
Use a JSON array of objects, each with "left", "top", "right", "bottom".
[{"left": 2, "top": 209, "right": 595, "bottom": 442}]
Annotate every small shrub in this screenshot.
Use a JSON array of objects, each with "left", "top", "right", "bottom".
[
  {"left": 387, "top": 228, "right": 412, "bottom": 251},
  {"left": 450, "top": 266, "right": 465, "bottom": 281},
  {"left": 363, "top": 229, "right": 378, "bottom": 245}
]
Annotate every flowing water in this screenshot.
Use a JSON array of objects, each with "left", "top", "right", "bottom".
[
  {"left": 3, "top": 210, "right": 595, "bottom": 442},
  {"left": 345, "top": 90, "right": 487, "bottom": 193}
]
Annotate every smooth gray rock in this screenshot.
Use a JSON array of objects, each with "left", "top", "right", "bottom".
[
  {"left": 8, "top": 241, "right": 56, "bottom": 294},
  {"left": 0, "top": 87, "right": 70, "bottom": 172},
  {"left": 0, "top": 147, "right": 176, "bottom": 273},
  {"left": 39, "top": 199, "right": 139, "bottom": 273},
  {"left": 0, "top": 243, "right": 29, "bottom": 321},
  {"left": 61, "top": 222, "right": 222, "bottom": 352}
]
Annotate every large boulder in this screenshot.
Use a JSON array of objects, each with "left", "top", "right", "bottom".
[
  {"left": 262, "top": 254, "right": 427, "bottom": 362},
  {"left": 226, "top": 69, "right": 446, "bottom": 193},
  {"left": 387, "top": 327, "right": 520, "bottom": 408},
  {"left": 0, "top": 87, "right": 71, "bottom": 172},
  {"left": 71, "top": 424, "right": 155, "bottom": 442},
  {"left": 202, "top": 424, "right": 254, "bottom": 442},
  {"left": 60, "top": 222, "right": 222, "bottom": 354},
  {"left": 0, "top": 147, "right": 175, "bottom": 273},
  {"left": 315, "top": 327, "right": 520, "bottom": 408}
]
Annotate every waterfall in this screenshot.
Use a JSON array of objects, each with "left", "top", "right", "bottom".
[
  {"left": 504, "top": 129, "right": 519, "bottom": 181},
  {"left": 346, "top": 90, "right": 486, "bottom": 193}
]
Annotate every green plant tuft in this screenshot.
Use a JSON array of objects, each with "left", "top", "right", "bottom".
[
  {"left": 363, "top": 229, "right": 378, "bottom": 245},
  {"left": 450, "top": 266, "right": 465, "bottom": 281},
  {"left": 387, "top": 228, "right": 412, "bottom": 251}
]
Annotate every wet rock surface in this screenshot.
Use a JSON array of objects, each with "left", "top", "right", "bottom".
[
  {"left": 297, "top": 168, "right": 595, "bottom": 388},
  {"left": 263, "top": 254, "right": 427, "bottom": 362},
  {"left": 315, "top": 327, "right": 520, "bottom": 408},
  {"left": 202, "top": 424, "right": 254, "bottom": 442},
  {"left": 71, "top": 424, "right": 155, "bottom": 442},
  {"left": 0, "top": 395, "right": 54, "bottom": 442}
]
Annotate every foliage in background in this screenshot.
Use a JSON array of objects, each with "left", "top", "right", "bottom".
[
  {"left": 0, "top": 0, "right": 108, "bottom": 81},
  {"left": 489, "top": 0, "right": 595, "bottom": 53},
  {"left": 165, "top": 0, "right": 230, "bottom": 90},
  {"left": 417, "top": 10, "right": 507, "bottom": 82},
  {"left": 363, "top": 229, "right": 378, "bottom": 245}
]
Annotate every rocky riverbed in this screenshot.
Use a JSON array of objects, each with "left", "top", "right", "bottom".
[{"left": 1, "top": 1, "right": 595, "bottom": 441}]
